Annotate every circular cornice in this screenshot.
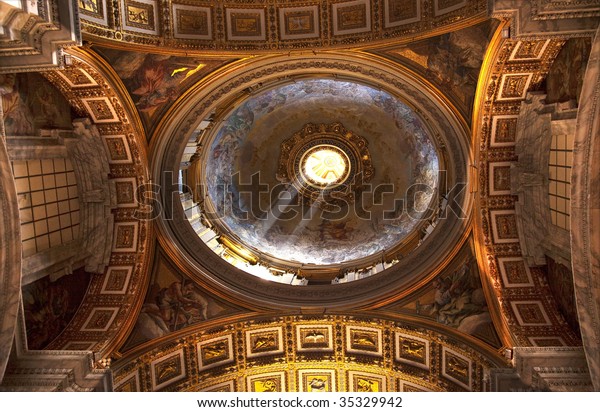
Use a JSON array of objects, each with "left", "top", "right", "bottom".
[
  {"left": 280, "top": 122, "right": 370, "bottom": 197},
  {"left": 150, "top": 52, "right": 472, "bottom": 310},
  {"left": 197, "top": 78, "right": 441, "bottom": 271}
]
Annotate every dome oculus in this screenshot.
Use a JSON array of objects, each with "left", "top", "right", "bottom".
[
  {"left": 277, "top": 122, "right": 373, "bottom": 207},
  {"left": 197, "top": 78, "right": 440, "bottom": 273},
  {"left": 301, "top": 145, "right": 350, "bottom": 188}
]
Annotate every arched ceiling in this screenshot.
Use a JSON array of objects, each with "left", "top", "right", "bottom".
[
  {"left": 4, "top": 0, "right": 599, "bottom": 392},
  {"left": 7, "top": 50, "right": 155, "bottom": 356},
  {"left": 79, "top": 0, "right": 488, "bottom": 52},
  {"left": 112, "top": 313, "right": 507, "bottom": 392}
]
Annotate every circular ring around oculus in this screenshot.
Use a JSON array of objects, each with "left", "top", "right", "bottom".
[{"left": 300, "top": 144, "right": 351, "bottom": 188}]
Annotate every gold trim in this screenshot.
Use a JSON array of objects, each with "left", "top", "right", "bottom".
[
  {"left": 83, "top": 36, "right": 250, "bottom": 59},
  {"left": 80, "top": 12, "right": 490, "bottom": 56},
  {"left": 220, "top": 236, "right": 259, "bottom": 265},
  {"left": 36, "top": 47, "right": 155, "bottom": 357},
  {"left": 470, "top": 20, "right": 516, "bottom": 349},
  {"left": 113, "top": 311, "right": 508, "bottom": 391},
  {"left": 65, "top": 47, "right": 153, "bottom": 356},
  {"left": 118, "top": 311, "right": 266, "bottom": 359},
  {"left": 67, "top": 46, "right": 147, "bottom": 148}
]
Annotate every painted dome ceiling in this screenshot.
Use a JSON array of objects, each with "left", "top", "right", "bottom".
[{"left": 198, "top": 78, "right": 439, "bottom": 270}]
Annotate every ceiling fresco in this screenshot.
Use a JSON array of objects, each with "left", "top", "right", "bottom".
[
  {"left": 22, "top": 268, "right": 92, "bottom": 350},
  {"left": 4, "top": 0, "right": 600, "bottom": 392},
  {"left": 92, "top": 47, "right": 234, "bottom": 137},
  {"left": 372, "top": 19, "right": 498, "bottom": 122},
  {"left": 202, "top": 78, "right": 439, "bottom": 266},
  {"left": 122, "top": 251, "right": 248, "bottom": 351},
  {"left": 381, "top": 237, "right": 502, "bottom": 348}
]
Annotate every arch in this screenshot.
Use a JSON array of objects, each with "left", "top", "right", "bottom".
[{"left": 570, "top": 25, "right": 600, "bottom": 390}]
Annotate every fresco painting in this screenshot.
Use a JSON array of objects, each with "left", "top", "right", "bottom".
[
  {"left": 22, "top": 268, "right": 92, "bottom": 350},
  {"left": 124, "top": 254, "right": 242, "bottom": 349},
  {"left": 205, "top": 79, "right": 439, "bottom": 265},
  {"left": 388, "top": 240, "right": 501, "bottom": 348},
  {"left": 0, "top": 73, "right": 73, "bottom": 136},
  {"left": 545, "top": 37, "right": 591, "bottom": 105},
  {"left": 94, "top": 48, "right": 230, "bottom": 135},
  {"left": 392, "top": 20, "right": 498, "bottom": 117}
]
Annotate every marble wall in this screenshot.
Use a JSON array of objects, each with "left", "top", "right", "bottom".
[
  {"left": 570, "top": 24, "right": 600, "bottom": 391},
  {"left": 0, "top": 108, "right": 22, "bottom": 380},
  {"left": 512, "top": 93, "right": 575, "bottom": 267}
]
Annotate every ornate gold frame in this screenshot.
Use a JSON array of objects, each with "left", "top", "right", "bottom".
[{"left": 276, "top": 122, "right": 374, "bottom": 207}]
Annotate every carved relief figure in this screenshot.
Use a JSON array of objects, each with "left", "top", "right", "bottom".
[
  {"left": 307, "top": 377, "right": 327, "bottom": 392},
  {"left": 286, "top": 12, "right": 312, "bottom": 33},
  {"left": 79, "top": 0, "right": 99, "bottom": 14},
  {"left": 251, "top": 333, "right": 277, "bottom": 351},
  {"left": 446, "top": 355, "right": 469, "bottom": 379},
  {"left": 415, "top": 254, "right": 492, "bottom": 340},
  {"left": 233, "top": 16, "right": 259, "bottom": 33},
  {"left": 128, "top": 7, "right": 149, "bottom": 25},
  {"left": 401, "top": 340, "right": 425, "bottom": 359},
  {"left": 126, "top": 259, "right": 237, "bottom": 349},
  {"left": 356, "top": 378, "right": 376, "bottom": 392},
  {"left": 253, "top": 378, "right": 278, "bottom": 392},
  {"left": 202, "top": 341, "right": 228, "bottom": 361},
  {"left": 351, "top": 331, "right": 377, "bottom": 347},
  {"left": 304, "top": 330, "right": 326, "bottom": 343},
  {"left": 156, "top": 357, "right": 180, "bottom": 382},
  {"left": 90, "top": 310, "right": 113, "bottom": 329},
  {"left": 496, "top": 119, "right": 515, "bottom": 143}
]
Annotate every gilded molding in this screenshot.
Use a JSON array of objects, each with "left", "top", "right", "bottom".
[
  {"left": 78, "top": 0, "right": 488, "bottom": 52},
  {"left": 112, "top": 313, "right": 507, "bottom": 392},
  {"left": 472, "top": 20, "right": 582, "bottom": 349}
]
